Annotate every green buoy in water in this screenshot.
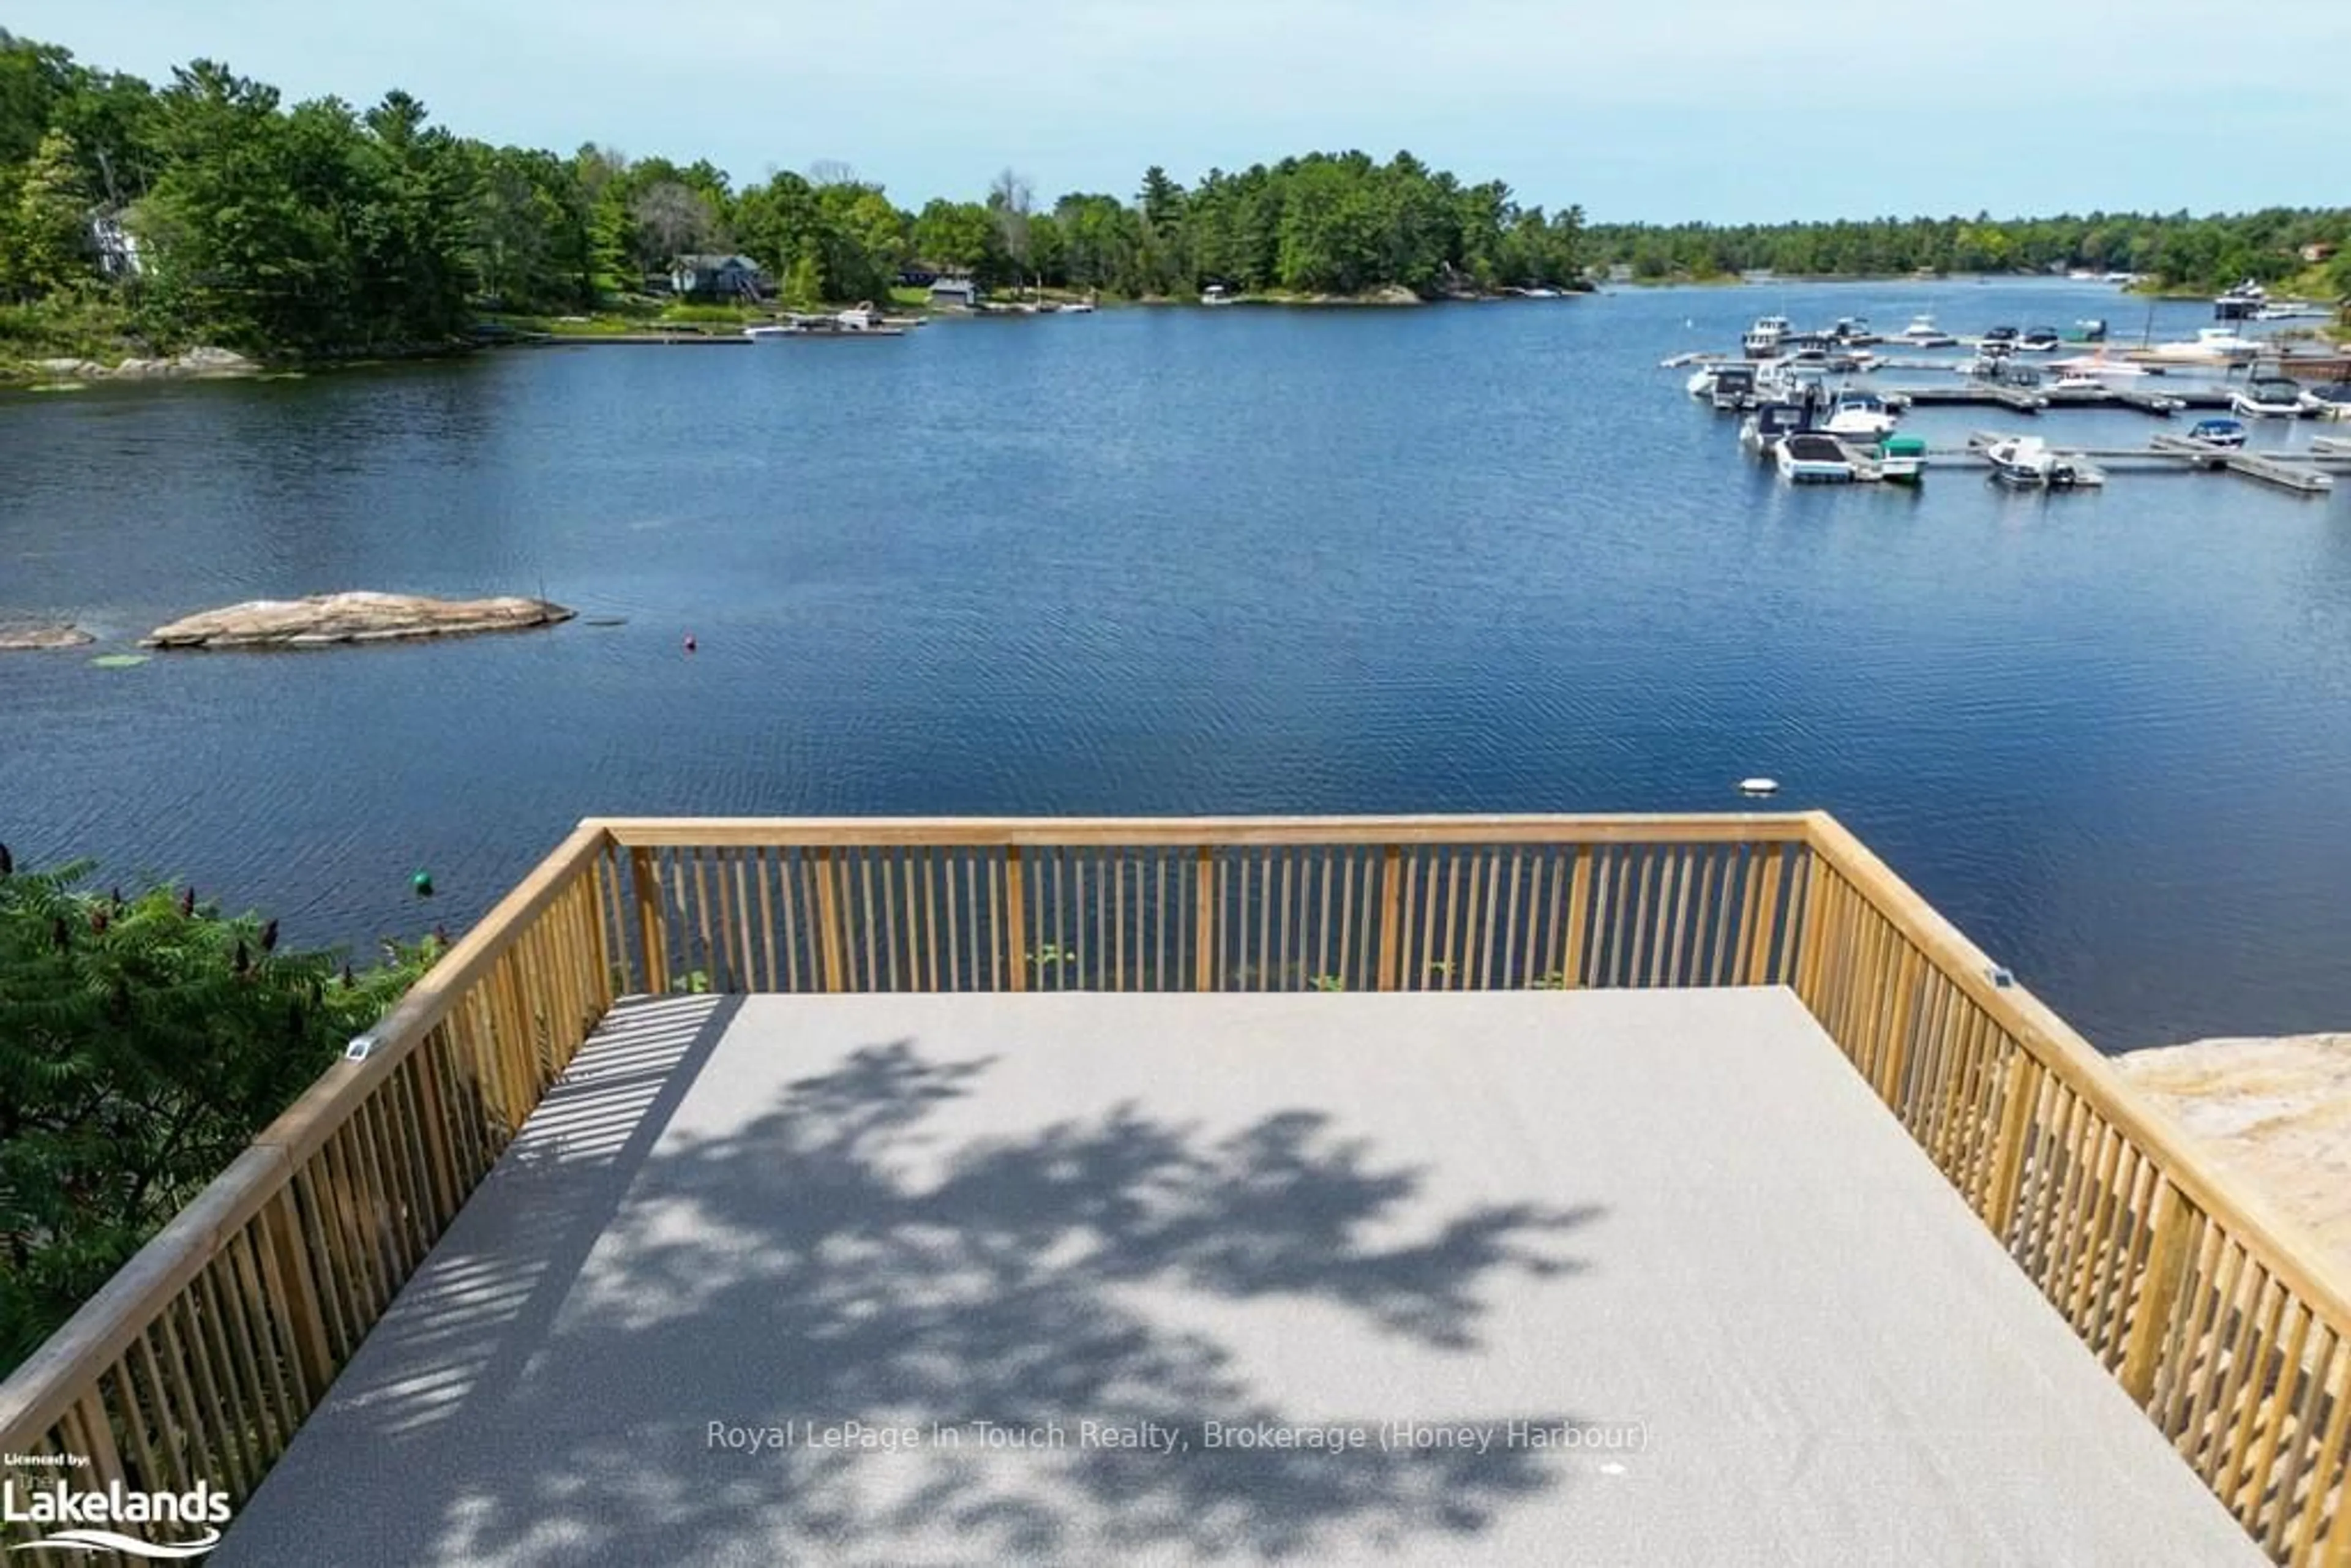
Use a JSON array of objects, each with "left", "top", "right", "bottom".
[{"left": 412, "top": 869, "right": 435, "bottom": 898}]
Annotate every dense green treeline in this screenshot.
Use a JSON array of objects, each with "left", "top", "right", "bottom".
[
  {"left": 0, "top": 29, "right": 1586, "bottom": 360},
  {"left": 1584, "top": 211, "right": 2351, "bottom": 297}
]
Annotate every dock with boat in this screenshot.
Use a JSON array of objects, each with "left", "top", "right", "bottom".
[{"left": 1676, "top": 302, "right": 2350, "bottom": 492}]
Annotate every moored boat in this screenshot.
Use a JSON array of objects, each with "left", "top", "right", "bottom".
[
  {"left": 2231, "top": 377, "right": 2312, "bottom": 419},
  {"left": 2186, "top": 417, "right": 2248, "bottom": 449},
  {"left": 1775, "top": 432, "right": 1858, "bottom": 483},
  {"left": 1822, "top": 389, "right": 1898, "bottom": 440},
  {"left": 2213, "top": 279, "right": 2267, "bottom": 320},
  {"left": 1738, "top": 400, "right": 1812, "bottom": 452},
  {"left": 2147, "top": 326, "right": 2263, "bottom": 362},
  {"left": 2252, "top": 299, "right": 2330, "bottom": 321},
  {"left": 744, "top": 303, "right": 906, "bottom": 340},
  {"left": 1897, "top": 314, "right": 1957, "bottom": 347},
  {"left": 2049, "top": 353, "right": 2147, "bottom": 380},
  {"left": 1875, "top": 433, "right": 1927, "bottom": 485},
  {"left": 1982, "top": 434, "right": 2104, "bottom": 488},
  {"left": 1741, "top": 315, "right": 1791, "bottom": 359}
]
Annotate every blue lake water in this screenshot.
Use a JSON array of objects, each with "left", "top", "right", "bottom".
[{"left": 4, "top": 280, "right": 2348, "bottom": 1048}]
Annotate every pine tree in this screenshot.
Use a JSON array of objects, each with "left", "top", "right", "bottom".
[{"left": 0, "top": 855, "right": 436, "bottom": 1373}]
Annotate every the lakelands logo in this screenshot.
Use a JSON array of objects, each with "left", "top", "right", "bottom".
[{"left": 3, "top": 1464, "right": 230, "bottom": 1559}]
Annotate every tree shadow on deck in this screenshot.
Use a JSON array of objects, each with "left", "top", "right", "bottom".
[{"left": 222, "top": 997, "right": 1606, "bottom": 1566}]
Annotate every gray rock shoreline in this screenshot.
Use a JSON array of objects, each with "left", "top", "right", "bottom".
[{"left": 17, "top": 347, "right": 258, "bottom": 382}]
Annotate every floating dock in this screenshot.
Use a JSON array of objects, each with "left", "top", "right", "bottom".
[
  {"left": 1930, "top": 432, "right": 2345, "bottom": 494},
  {"left": 2147, "top": 434, "right": 2338, "bottom": 493}
]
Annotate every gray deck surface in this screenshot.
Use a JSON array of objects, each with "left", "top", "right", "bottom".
[{"left": 220, "top": 989, "right": 2261, "bottom": 1566}]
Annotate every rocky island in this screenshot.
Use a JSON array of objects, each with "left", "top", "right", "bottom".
[
  {"left": 143, "top": 591, "right": 575, "bottom": 649},
  {"left": 0, "top": 622, "right": 94, "bottom": 650}
]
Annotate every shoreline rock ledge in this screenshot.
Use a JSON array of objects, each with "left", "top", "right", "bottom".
[
  {"left": 143, "top": 591, "right": 574, "bottom": 650},
  {"left": 2117, "top": 1033, "right": 2351, "bottom": 1272}
]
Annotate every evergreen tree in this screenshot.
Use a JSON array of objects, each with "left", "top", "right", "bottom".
[{"left": 0, "top": 853, "right": 435, "bottom": 1373}]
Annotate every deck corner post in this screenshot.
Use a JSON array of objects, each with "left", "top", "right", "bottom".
[
  {"left": 585, "top": 852, "right": 616, "bottom": 1011},
  {"left": 628, "top": 846, "right": 667, "bottom": 997},
  {"left": 1746, "top": 845, "right": 1785, "bottom": 986}
]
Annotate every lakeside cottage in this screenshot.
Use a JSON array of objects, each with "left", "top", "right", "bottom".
[
  {"left": 667, "top": 254, "right": 771, "bottom": 302},
  {"left": 928, "top": 276, "right": 980, "bottom": 308}
]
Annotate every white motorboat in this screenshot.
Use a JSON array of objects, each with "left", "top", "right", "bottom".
[
  {"left": 1060, "top": 298, "right": 1098, "bottom": 313},
  {"left": 1821, "top": 389, "right": 1898, "bottom": 440},
  {"left": 1982, "top": 434, "right": 2104, "bottom": 488},
  {"left": 1202, "top": 284, "right": 1237, "bottom": 306},
  {"left": 2148, "top": 326, "right": 2263, "bottom": 362},
  {"left": 1775, "top": 432, "right": 1858, "bottom": 483},
  {"left": 2049, "top": 354, "right": 2147, "bottom": 380},
  {"left": 2049, "top": 372, "right": 2105, "bottom": 394},
  {"left": 2252, "top": 299, "right": 2330, "bottom": 321},
  {"left": 1897, "top": 314, "right": 1956, "bottom": 347},
  {"left": 746, "top": 302, "right": 905, "bottom": 340},
  {"left": 1742, "top": 315, "right": 1791, "bottom": 359},
  {"left": 2231, "top": 377, "right": 2314, "bottom": 419}
]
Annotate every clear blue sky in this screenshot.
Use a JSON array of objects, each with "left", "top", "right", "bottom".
[{"left": 12, "top": 1, "right": 2349, "bottom": 222}]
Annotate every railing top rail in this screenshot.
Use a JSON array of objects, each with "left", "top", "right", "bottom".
[
  {"left": 1799, "top": 809, "right": 2351, "bottom": 1332},
  {"left": 587, "top": 813, "right": 1818, "bottom": 847}
]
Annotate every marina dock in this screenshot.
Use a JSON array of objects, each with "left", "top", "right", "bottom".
[
  {"left": 1941, "top": 432, "right": 2345, "bottom": 493},
  {"left": 1891, "top": 383, "right": 2232, "bottom": 416}
]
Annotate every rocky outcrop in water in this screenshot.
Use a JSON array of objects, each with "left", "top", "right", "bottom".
[
  {"left": 2117, "top": 1033, "right": 2351, "bottom": 1270},
  {"left": 0, "top": 622, "right": 93, "bottom": 650},
  {"left": 143, "top": 592, "right": 574, "bottom": 649},
  {"left": 15, "top": 348, "right": 258, "bottom": 381}
]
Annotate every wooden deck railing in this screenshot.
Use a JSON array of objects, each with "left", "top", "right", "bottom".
[{"left": 1, "top": 814, "right": 2344, "bottom": 1563}]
